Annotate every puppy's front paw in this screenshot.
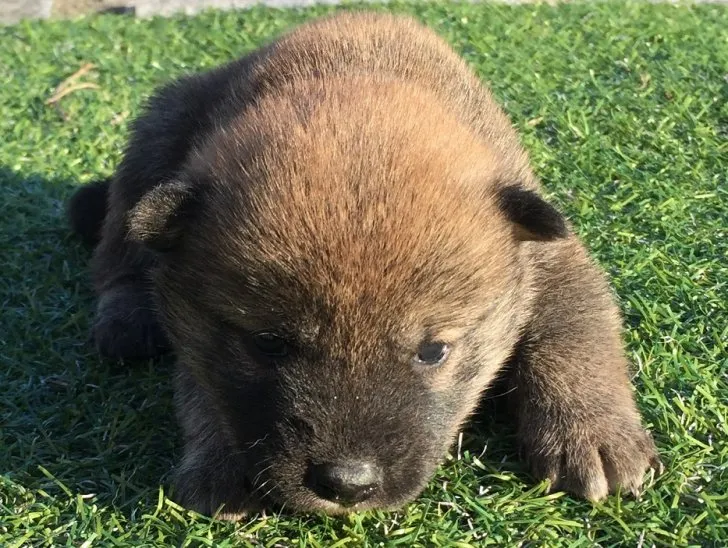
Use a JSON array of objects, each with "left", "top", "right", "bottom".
[
  {"left": 521, "top": 412, "right": 662, "bottom": 501},
  {"left": 173, "top": 450, "right": 260, "bottom": 521},
  {"left": 92, "top": 285, "right": 170, "bottom": 360},
  {"left": 174, "top": 473, "right": 251, "bottom": 521}
]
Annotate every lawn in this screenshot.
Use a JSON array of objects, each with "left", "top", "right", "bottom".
[{"left": 1, "top": 1, "right": 726, "bottom": 545}]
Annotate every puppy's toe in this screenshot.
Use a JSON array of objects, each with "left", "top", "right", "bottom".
[
  {"left": 599, "top": 429, "right": 661, "bottom": 497},
  {"left": 559, "top": 442, "right": 609, "bottom": 501},
  {"left": 526, "top": 450, "right": 561, "bottom": 489},
  {"left": 528, "top": 442, "right": 608, "bottom": 501}
]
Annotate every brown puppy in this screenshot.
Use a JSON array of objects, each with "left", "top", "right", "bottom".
[{"left": 67, "top": 12, "right": 660, "bottom": 517}]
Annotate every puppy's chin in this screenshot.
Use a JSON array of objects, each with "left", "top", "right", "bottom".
[
  {"left": 204, "top": 484, "right": 415, "bottom": 519},
  {"left": 264, "top": 491, "right": 420, "bottom": 516},
  {"left": 256, "top": 472, "right": 432, "bottom": 516},
  {"left": 284, "top": 496, "right": 366, "bottom": 516}
]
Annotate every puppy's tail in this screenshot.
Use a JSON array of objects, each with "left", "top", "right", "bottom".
[{"left": 67, "top": 178, "right": 111, "bottom": 248}]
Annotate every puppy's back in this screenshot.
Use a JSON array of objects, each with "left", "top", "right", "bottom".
[
  {"left": 257, "top": 13, "right": 532, "bottom": 184},
  {"left": 108, "top": 12, "right": 534, "bottom": 219}
]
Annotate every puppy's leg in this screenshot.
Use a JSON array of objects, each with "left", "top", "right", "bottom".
[
  {"left": 508, "top": 238, "right": 660, "bottom": 500},
  {"left": 172, "top": 367, "right": 255, "bottom": 520},
  {"left": 90, "top": 201, "right": 169, "bottom": 360}
]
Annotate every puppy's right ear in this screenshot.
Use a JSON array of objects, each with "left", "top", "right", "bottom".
[
  {"left": 128, "top": 181, "right": 201, "bottom": 252},
  {"left": 497, "top": 185, "right": 568, "bottom": 242}
]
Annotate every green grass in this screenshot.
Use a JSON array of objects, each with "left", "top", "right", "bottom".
[{"left": 1, "top": 1, "right": 726, "bottom": 545}]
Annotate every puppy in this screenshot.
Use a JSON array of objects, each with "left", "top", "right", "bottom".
[{"left": 67, "top": 11, "right": 660, "bottom": 517}]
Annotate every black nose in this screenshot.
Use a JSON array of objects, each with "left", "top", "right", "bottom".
[{"left": 307, "top": 461, "right": 382, "bottom": 506}]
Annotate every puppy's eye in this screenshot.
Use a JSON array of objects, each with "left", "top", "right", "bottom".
[
  {"left": 413, "top": 341, "right": 450, "bottom": 366},
  {"left": 252, "top": 331, "right": 289, "bottom": 357}
]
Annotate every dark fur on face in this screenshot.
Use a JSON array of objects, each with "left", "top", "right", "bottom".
[{"left": 68, "top": 12, "right": 660, "bottom": 517}]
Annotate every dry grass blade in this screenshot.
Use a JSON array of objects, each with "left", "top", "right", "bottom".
[{"left": 45, "top": 62, "right": 99, "bottom": 105}]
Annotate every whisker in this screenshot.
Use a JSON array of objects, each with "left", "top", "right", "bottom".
[
  {"left": 252, "top": 463, "right": 275, "bottom": 487},
  {"left": 245, "top": 434, "right": 270, "bottom": 450},
  {"left": 260, "top": 484, "right": 277, "bottom": 501},
  {"left": 250, "top": 479, "right": 271, "bottom": 496}
]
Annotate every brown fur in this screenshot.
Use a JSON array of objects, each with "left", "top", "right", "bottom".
[{"left": 68, "top": 12, "right": 660, "bottom": 517}]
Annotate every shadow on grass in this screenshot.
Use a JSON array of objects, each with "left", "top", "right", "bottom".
[
  {"left": 466, "top": 381, "right": 530, "bottom": 478},
  {"left": 0, "top": 166, "right": 177, "bottom": 517}
]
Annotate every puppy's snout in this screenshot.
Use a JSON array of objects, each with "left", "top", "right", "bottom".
[{"left": 306, "top": 460, "right": 382, "bottom": 506}]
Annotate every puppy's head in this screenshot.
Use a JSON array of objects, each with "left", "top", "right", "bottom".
[{"left": 130, "top": 79, "right": 567, "bottom": 513}]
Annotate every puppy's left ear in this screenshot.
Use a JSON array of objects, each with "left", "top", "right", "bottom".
[
  {"left": 497, "top": 185, "right": 568, "bottom": 242},
  {"left": 128, "top": 180, "right": 202, "bottom": 252}
]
